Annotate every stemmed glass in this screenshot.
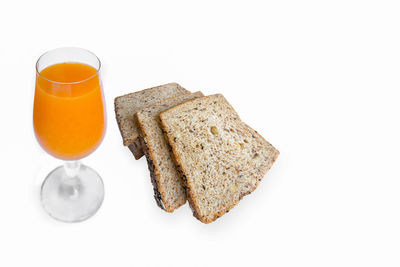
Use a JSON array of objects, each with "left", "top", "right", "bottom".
[{"left": 33, "top": 47, "right": 106, "bottom": 222}]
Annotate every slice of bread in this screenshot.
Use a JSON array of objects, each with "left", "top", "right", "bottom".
[
  {"left": 114, "top": 83, "right": 190, "bottom": 159},
  {"left": 159, "top": 94, "right": 279, "bottom": 223},
  {"left": 137, "top": 92, "right": 204, "bottom": 212}
]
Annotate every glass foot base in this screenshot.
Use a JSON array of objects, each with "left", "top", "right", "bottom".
[{"left": 41, "top": 163, "right": 104, "bottom": 223}]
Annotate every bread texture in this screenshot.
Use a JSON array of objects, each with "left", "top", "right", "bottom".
[
  {"left": 137, "top": 92, "right": 204, "bottom": 212},
  {"left": 114, "top": 83, "right": 189, "bottom": 159},
  {"left": 159, "top": 94, "right": 279, "bottom": 223}
]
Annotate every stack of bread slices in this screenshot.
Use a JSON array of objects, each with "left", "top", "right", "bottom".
[{"left": 115, "top": 83, "right": 279, "bottom": 223}]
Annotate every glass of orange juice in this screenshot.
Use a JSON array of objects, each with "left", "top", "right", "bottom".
[{"left": 33, "top": 47, "right": 106, "bottom": 222}]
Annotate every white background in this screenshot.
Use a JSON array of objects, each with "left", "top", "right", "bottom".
[{"left": 0, "top": 0, "right": 399, "bottom": 266}]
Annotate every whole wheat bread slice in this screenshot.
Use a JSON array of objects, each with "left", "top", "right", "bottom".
[
  {"left": 114, "top": 83, "right": 190, "bottom": 159},
  {"left": 159, "top": 94, "right": 279, "bottom": 223},
  {"left": 137, "top": 92, "right": 204, "bottom": 212}
]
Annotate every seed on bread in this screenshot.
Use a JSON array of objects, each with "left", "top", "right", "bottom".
[{"left": 210, "top": 126, "right": 219, "bottom": 135}]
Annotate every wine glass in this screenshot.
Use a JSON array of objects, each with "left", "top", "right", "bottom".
[{"left": 33, "top": 47, "right": 106, "bottom": 222}]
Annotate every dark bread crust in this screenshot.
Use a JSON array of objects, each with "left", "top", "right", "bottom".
[
  {"left": 160, "top": 94, "right": 279, "bottom": 223},
  {"left": 140, "top": 137, "right": 166, "bottom": 211},
  {"left": 128, "top": 138, "right": 145, "bottom": 160}
]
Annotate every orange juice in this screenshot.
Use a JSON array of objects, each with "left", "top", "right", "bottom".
[{"left": 33, "top": 62, "right": 106, "bottom": 160}]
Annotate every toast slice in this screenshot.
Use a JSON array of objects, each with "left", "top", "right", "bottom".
[
  {"left": 137, "top": 92, "right": 204, "bottom": 212},
  {"left": 159, "top": 94, "right": 279, "bottom": 223},
  {"left": 114, "top": 83, "right": 190, "bottom": 159}
]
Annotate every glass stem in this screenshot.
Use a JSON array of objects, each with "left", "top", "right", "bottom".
[
  {"left": 64, "top": 160, "right": 81, "bottom": 178},
  {"left": 59, "top": 160, "right": 82, "bottom": 199}
]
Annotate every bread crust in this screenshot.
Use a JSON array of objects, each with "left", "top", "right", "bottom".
[
  {"left": 140, "top": 137, "right": 167, "bottom": 211},
  {"left": 138, "top": 117, "right": 178, "bottom": 212},
  {"left": 159, "top": 114, "right": 205, "bottom": 221},
  {"left": 137, "top": 92, "right": 203, "bottom": 212},
  {"left": 160, "top": 94, "right": 279, "bottom": 223},
  {"left": 128, "top": 138, "right": 145, "bottom": 160}
]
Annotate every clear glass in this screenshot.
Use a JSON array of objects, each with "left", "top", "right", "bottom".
[{"left": 33, "top": 47, "right": 106, "bottom": 222}]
